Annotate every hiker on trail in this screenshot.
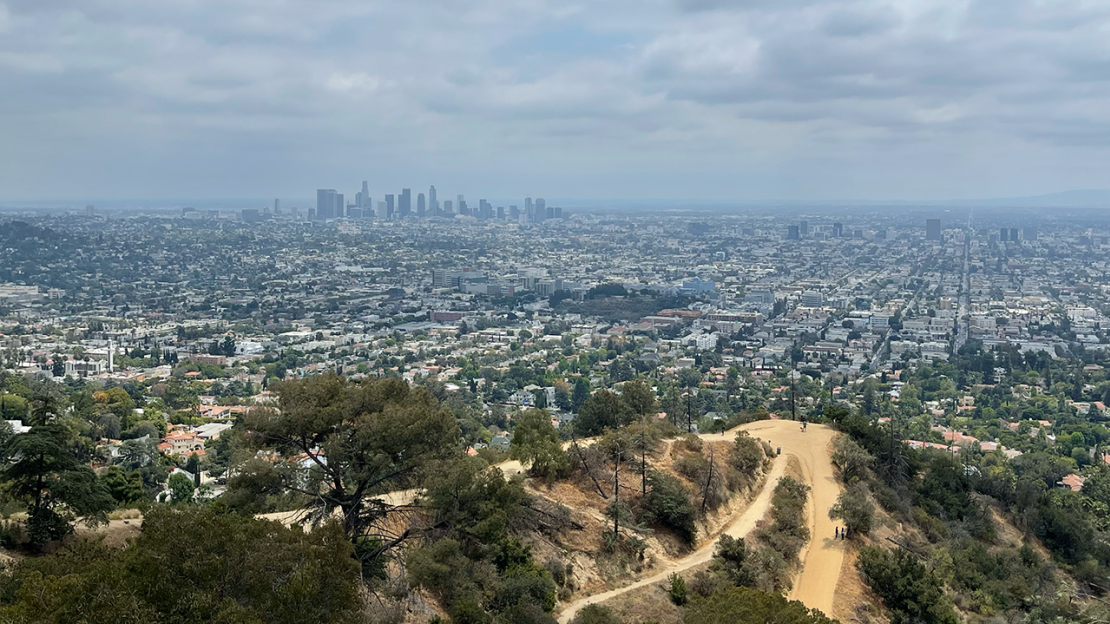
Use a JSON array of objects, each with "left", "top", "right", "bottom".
[{"left": 835, "top": 527, "right": 839, "bottom": 539}]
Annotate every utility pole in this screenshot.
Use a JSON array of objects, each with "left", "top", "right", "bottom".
[
  {"left": 612, "top": 445, "right": 621, "bottom": 538},
  {"left": 791, "top": 367, "right": 797, "bottom": 421}
]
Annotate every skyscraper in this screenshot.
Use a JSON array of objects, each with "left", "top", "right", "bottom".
[
  {"left": 799, "top": 220, "right": 808, "bottom": 235},
  {"left": 832, "top": 222, "right": 843, "bottom": 238},
  {"left": 926, "top": 218, "right": 942, "bottom": 241},
  {"left": 787, "top": 225, "right": 800, "bottom": 240},
  {"left": 361, "top": 181, "right": 369, "bottom": 208},
  {"left": 1024, "top": 226, "right": 1038, "bottom": 241},
  {"left": 429, "top": 186, "right": 437, "bottom": 215},
  {"left": 525, "top": 197, "right": 533, "bottom": 222},
  {"left": 399, "top": 189, "right": 411, "bottom": 218},
  {"left": 316, "top": 189, "right": 337, "bottom": 220},
  {"left": 479, "top": 199, "right": 492, "bottom": 219},
  {"left": 86, "top": 204, "right": 95, "bottom": 217},
  {"left": 336, "top": 193, "right": 344, "bottom": 218},
  {"left": 417, "top": 193, "right": 426, "bottom": 217},
  {"left": 535, "top": 198, "right": 546, "bottom": 222},
  {"left": 273, "top": 199, "right": 280, "bottom": 215},
  {"left": 385, "top": 194, "right": 395, "bottom": 219},
  {"left": 444, "top": 200, "right": 453, "bottom": 214}
]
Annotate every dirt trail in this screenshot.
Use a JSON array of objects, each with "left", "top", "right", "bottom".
[{"left": 556, "top": 420, "right": 844, "bottom": 622}]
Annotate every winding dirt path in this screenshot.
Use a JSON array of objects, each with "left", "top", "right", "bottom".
[{"left": 556, "top": 420, "right": 845, "bottom": 622}]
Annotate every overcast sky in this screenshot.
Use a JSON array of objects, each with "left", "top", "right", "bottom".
[{"left": 1, "top": 0, "right": 1108, "bottom": 202}]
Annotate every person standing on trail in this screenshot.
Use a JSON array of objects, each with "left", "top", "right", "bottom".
[{"left": 835, "top": 527, "right": 839, "bottom": 539}]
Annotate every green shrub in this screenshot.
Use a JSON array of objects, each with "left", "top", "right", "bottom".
[
  {"left": 858, "top": 545, "right": 958, "bottom": 624},
  {"left": 668, "top": 572, "right": 688, "bottom": 606},
  {"left": 640, "top": 471, "right": 698, "bottom": 544}
]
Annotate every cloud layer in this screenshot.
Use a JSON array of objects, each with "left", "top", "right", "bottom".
[{"left": 1, "top": 0, "right": 1108, "bottom": 201}]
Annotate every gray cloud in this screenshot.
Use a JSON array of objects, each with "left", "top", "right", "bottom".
[{"left": 0, "top": 0, "right": 1108, "bottom": 201}]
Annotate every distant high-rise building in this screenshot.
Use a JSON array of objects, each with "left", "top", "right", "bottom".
[
  {"left": 509, "top": 205, "right": 520, "bottom": 221},
  {"left": 553, "top": 206, "right": 562, "bottom": 220},
  {"left": 799, "top": 220, "right": 808, "bottom": 235},
  {"left": 316, "top": 189, "right": 338, "bottom": 220},
  {"left": 361, "top": 181, "right": 369, "bottom": 207},
  {"left": 1024, "top": 226, "right": 1038, "bottom": 241},
  {"left": 444, "top": 200, "right": 453, "bottom": 214},
  {"left": 85, "top": 204, "right": 95, "bottom": 217},
  {"left": 417, "top": 193, "right": 426, "bottom": 217},
  {"left": 497, "top": 206, "right": 505, "bottom": 220},
  {"left": 525, "top": 197, "right": 533, "bottom": 222},
  {"left": 335, "top": 193, "right": 344, "bottom": 218},
  {"left": 787, "top": 225, "right": 800, "bottom": 240},
  {"left": 535, "top": 198, "right": 546, "bottom": 222},
  {"left": 1000, "top": 227, "right": 1009, "bottom": 242},
  {"left": 479, "top": 199, "right": 492, "bottom": 219},
  {"left": 832, "top": 222, "right": 843, "bottom": 238},
  {"left": 926, "top": 218, "right": 942, "bottom": 240},
  {"left": 377, "top": 201, "right": 386, "bottom": 217},
  {"left": 429, "top": 185, "right": 437, "bottom": 215},
  {"left": 399, "top": 189, "right": 411, "bottom": 217},
  {"left": 385, "top": 194, "right": 395, "bottom": 219},
  {"left": 459, "top": 199, "right": 469, "bottom": 215}
]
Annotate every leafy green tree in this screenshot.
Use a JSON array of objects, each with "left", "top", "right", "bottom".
[
  {"left": 101, "top": 466, "right": 145, "bottom": 506},
  {"left": 234, "top": 373, "right": 459, "bottom": 571},
  {"left": 684, "top": 586, "right": 837, "bottom": 624},
  {"left": 710, "top": 534, "right": 754, "bottom": 588},
  {"left": 168, "top": 472, "right": 195, "bottom": 504},
  {"left": 831, "top": 435, "right": 873, "bottom": 484},
  {"left": 510, "top": 409, "right": 570, "bottom": 481},
  {"left": 829, "top": 482, "right": 875, "bottom": 535},
  {"left": 619, "top": 379, "right": 658, "bottom": 417},
  {"left": 4, "top": 421, "right": 114, "bottom": 548},
  {"left": 0, "top": 393, "right": 28, "bottom": 421},
  {"left": 0, "top": 507, "right": 363, "bottom": 623},
  {"left": 858, "top": 546, "right": 958, "bottom": 624},
  {"left": 640, "top": 470, "right": 697, "bottom": 543},
  {"left": 571, "top": 378, "right": 590, "bottom": 413},
  {"left": 575, "top": 390, "right": 630, "bottom": 437}
]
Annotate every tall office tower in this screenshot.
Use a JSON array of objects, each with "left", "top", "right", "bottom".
[
  {"left": 335, "top": 193, "right": 345, "bottom": 218},
  {"left": 1000, "top": 227, "right": 1008, "bottom": 241},
  {"left": 385, "top": 194, "right": 395, "bottom": 219},
  {"left": 787, "top": 225, "right": 800, "bottom": 240},
  {"left": 546, "top": 205, "right": 554, "bottom": 220},
  {"left": 509, "top": 205, "right": 520, "bottom": 221},
  {"left": 377, "top": 201, "right": 386, "bottom": 217},
  {"left": 1024, "top": 226, "right": 1038, "bottom": 241},
  {"left": 799, "top": 220, "right": 808, "bottom": 235},
  {"left": 553, "top": 206, "right": 562, "bottom": 219},
  {"left": 429, "top": 186, "right": 437, "bottom": 215},
  {"left": 535, "top": 198, "right": 546, "bottom": 221},
  {"left": 86, "top": 205, "right": 95, "bottom": 217},
  {"left": 361, "top": 181, "right": 369, "bottom": 207},
  {"left": 417, "top": 193, "right": 426, "bottom": 217},
  {"left": 497, "top": 206, "right": 505, "bottom": 220},
  {"left": 399, "top": 189, "right": 411, "bottom": 217},
  {"left": 273, "top": 199, "right": 280, "bottom": 215},
  {"left": 524, "top": 197, "right": 533, "bottom": 222},
  {"left": 444, "top": 200, "right": 453, "bottom": 214},
  {"left": 832, "top": 222, "right": 843, "bottom": 237},
  {"left": 926, "top": 218, "right": 942, "bottom": 240},
  {"left": 316, "top": 189, "right": 338, "bottom": 219},
  {"left": 479, "top": 199, "right": 492, "bottom": 219},
  {"left": 459, "top": 199, "right": 469, "bottom": 215}
]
